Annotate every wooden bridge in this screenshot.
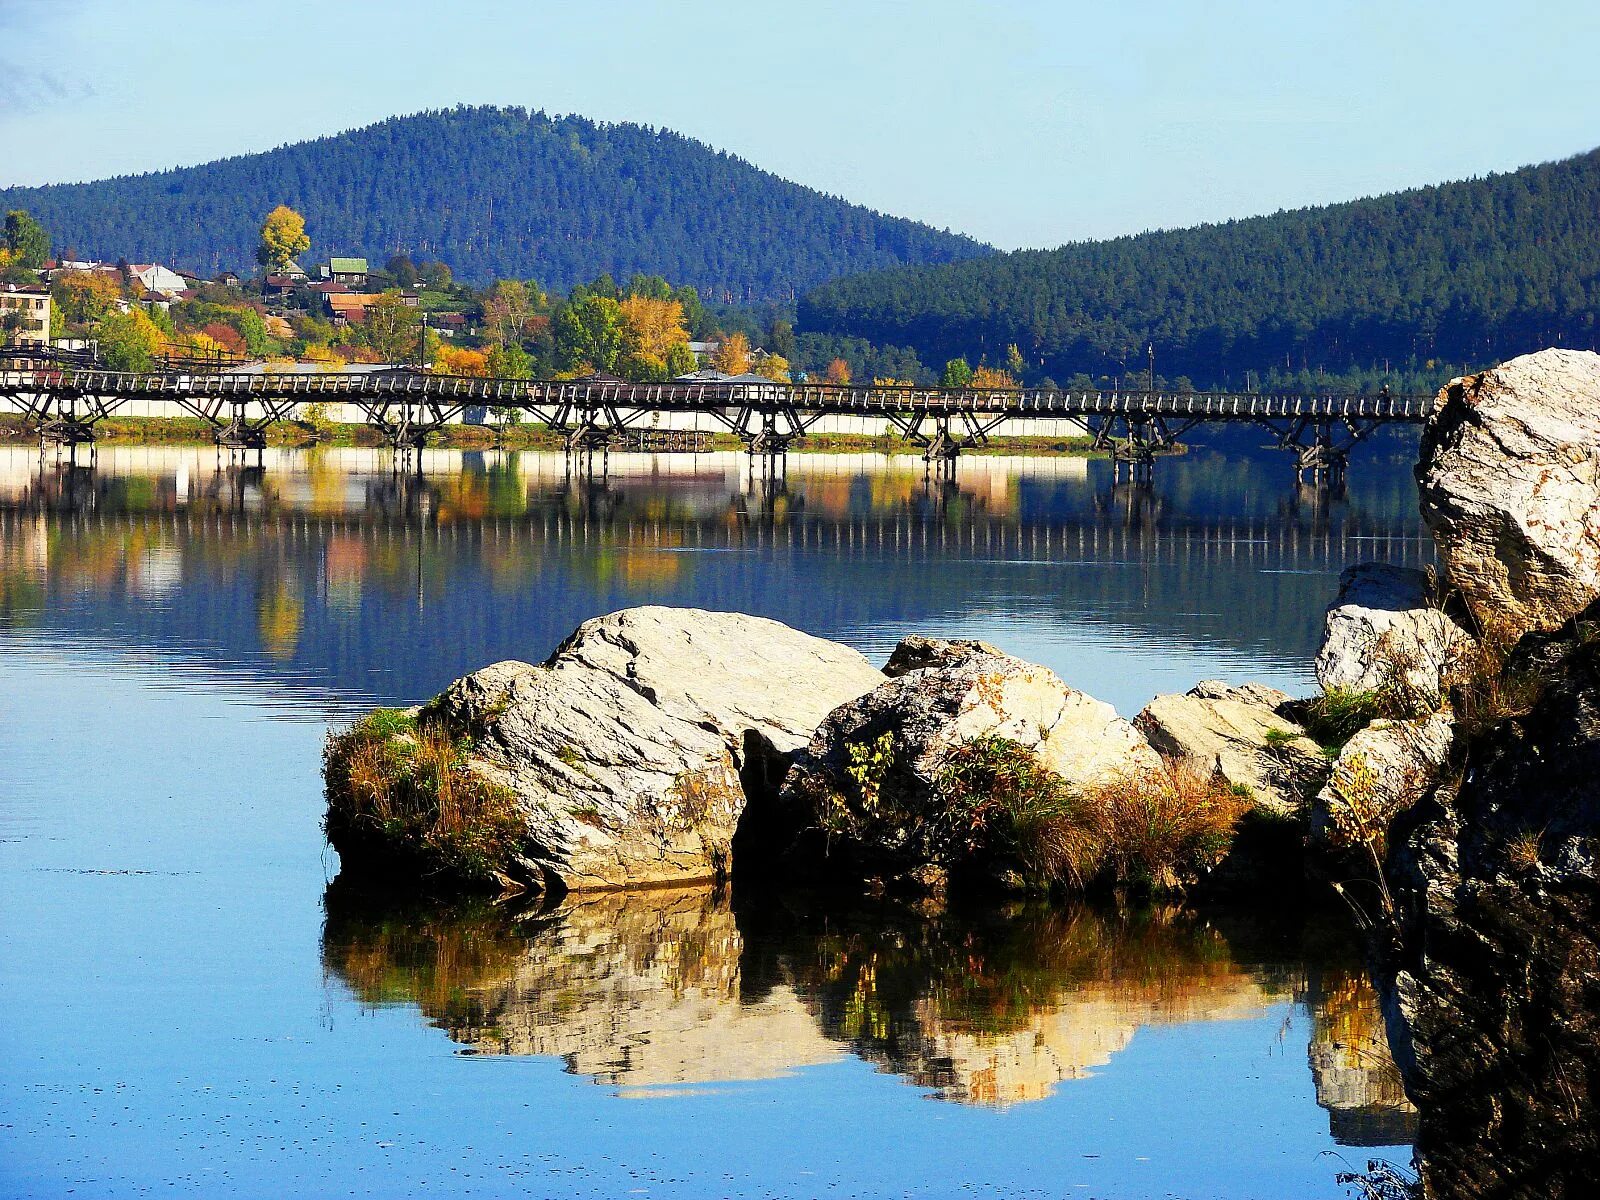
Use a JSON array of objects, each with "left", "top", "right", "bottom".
[{"left": 0, "top": 358, "right": 1431, "bottom": 485}]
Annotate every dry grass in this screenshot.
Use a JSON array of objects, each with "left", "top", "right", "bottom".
[
  {"left": 931, "top": 741, "right": 1249, "bottom": 894},
  {"left": 1077, "top": 760, "right": 1251, "bottom": 892},
  {"left": 1443, "top": 615, "right": 1546, "bottom": 737},
  {"left": 323, "top": 708, "right": 529, "bottom": 891}
]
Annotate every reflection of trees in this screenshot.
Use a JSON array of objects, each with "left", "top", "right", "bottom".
[
  {"left": 770, "top": 903, "right": 1290, "bottom": 1106},
  {"left": 322, "top": 888, "right": 1407, "bottom": 1115}
]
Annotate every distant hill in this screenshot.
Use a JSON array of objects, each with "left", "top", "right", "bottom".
[
  {"left": 797, "top": 149, "right": 1600, "bottom": 389},
  {"left": 0, "top": 106, "right": 991, "bottom": 299}
]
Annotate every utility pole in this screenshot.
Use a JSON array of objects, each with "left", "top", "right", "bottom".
[{"left": 1147, "top": 344, "right": 1155, "bottom": 393}]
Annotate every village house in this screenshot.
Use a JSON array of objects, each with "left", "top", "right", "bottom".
[
  {"left": 0, "top": 284, "right": 53, "bottom": 347},
  {"left": 126, "top": 263, "right": 188, "bottom": 297},
  {"left": 326, "top": 293, "right": 382, "bottom": 327},
  {"left": 321, "top": 257, "right": 369, "bottom": 288}
]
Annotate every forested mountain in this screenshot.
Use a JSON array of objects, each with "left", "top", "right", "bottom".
[
  {"left": 0, "top": 106, "right": 990, "bottom": 299},
  {"left": 798, "top": 149, "right": 1600, "bottom": 390}
]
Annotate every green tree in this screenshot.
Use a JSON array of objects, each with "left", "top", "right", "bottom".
[
  {"left": 385, "top": 254, "right": 419, "bottom": 288},
  {"left": 486, "top": 342, "right": 533, "bottom": 379},
  {"left": 256, "top": 205, "right": 310, "bottom": 273},
  {"left": 767, "top": 317, "right": 797, "bottom": 362},
  {"left": 3, "top": 209, "right": 49, "bottom": 268},
  {"left": 1005, "top": 342, "right": 1026, "bottom": 378},
  {"left": 664, "top": 341, "right": 696, "bottom": 377},
  {"left": 418, "top": 260, "right": 452, "bottom": 290},
  {"left": 554, "top": 294, "right": 624, "bottom": 372},
  {"left": 940, "top": 357, "right": 973, "bottom": 388},
  {"left": 361, "top": 291, "right": 421, "bottom": 362}
]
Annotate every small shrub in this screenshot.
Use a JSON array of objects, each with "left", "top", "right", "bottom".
[
  {"left": 1300, "top": 688, "right": 1384, "bottom": 750},
  {"left": 1444, "top": 617, "right": 1544, "bottom": 737},
  {"left": 937, "top": 736, "right": 1100, "bottom": 888},
  {"left": 1262, "top": 727, "right": 1298, "bottom": 748},
  {"left": 1506, "top": 829, "right": 1544, "bottom": 872},
  {"left": 324, "top": 710, "right": 528, "bottom": 891}
]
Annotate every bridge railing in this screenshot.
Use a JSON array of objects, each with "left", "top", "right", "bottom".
[{"left": 0, "top": 367, "right": 1433, "bottom": 420}]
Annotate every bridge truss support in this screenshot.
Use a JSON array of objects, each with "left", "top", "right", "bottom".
[
  {"left": 1252, "top": 415, "right": 1384, "bottom": 490},
  {"left": 1085, "top": 413, "right": 1201, "bottom": 485},
  {"left": 887, "top": 411, "right": 1010, "bottom": 472},
  {"left": 4, "top": 388, "right": 128, "bottom": 447},
  {"left": 730, "top": 403, "right": 822, "bottom": 457}
]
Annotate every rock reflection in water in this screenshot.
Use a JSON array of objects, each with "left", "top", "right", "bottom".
[{"left": 323, "top": 885, "right": 1414, "bottom": 1127}]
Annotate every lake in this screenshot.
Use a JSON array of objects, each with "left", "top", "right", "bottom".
[{"left": 0, "top": 438, "right": 1426, "bottom": 1198}]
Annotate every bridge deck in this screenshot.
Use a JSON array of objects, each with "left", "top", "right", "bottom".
[{"left": 0, "top": 367, "right": 1429, "bottom": 420}]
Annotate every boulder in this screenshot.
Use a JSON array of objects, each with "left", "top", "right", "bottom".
[
  {"left": 1308, "top": 714, "right": 1454, "bottom": 859},
  {"left": 327, "top": 607, "right": 886, "bottom": 894},
  {"left": 1135, "top": 681, "right": 1328, "bottom": 818},
  {"left": 1418, "top": 348, "right": 1600, "bottom": 636},
  {"left": 779, "top": 637, "right": 1161, "bottom": 888},
  {"left": 1382, "top": 599, "right": 1600, "bottom": 1197},
  {"left": 1315, "top": 562, "right": 1474, "bottom": 702}
]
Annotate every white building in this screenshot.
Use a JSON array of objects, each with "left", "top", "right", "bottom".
[
  {"left": 127, "top": 264, "right": 188, "bottom": 297},
  {"left": 0, "top": 284, "right": 52, "bottom": 347}
]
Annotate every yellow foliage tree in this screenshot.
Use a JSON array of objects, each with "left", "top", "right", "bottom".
[
  {"left": 434, "top": 345, "right": 490, "bottom": 377},
  {"left": 755, "top": 354, "right": 791, "bottom": 382},
  {"left": 712, "top": 331, "right": 751, "bottom": 375},
  {"left": 970, "top": 366, "right": 1017, "bottom": 388},
  {"left": 257, "top": 205, "right": 310, "bottom": 272},
  {"left": 54, "top": 269, "right": 123, "bottom": 324},
  {"left": 619, "top": 295, "right": 689, "bottom": 360},
  {"left": 823, "top": 357, "right": 852, "bottom": 385}
]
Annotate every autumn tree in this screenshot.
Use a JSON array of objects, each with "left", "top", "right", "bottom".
[
  {"left": 755, "top": 354, "right": 791, "bottom": 382},
  {"left": 434, "top": 345, "right": 490, "bottom": 376},
  {"left": 554, "top": 294, "right": 625, "bottom": 372},
  {"left": 53, "top": 270, "right": 122, "bottom": 325},
  {"left": 712, "top": 331, "right": 751, "bottom": 375},
  {"left": 361, "top": 291, "right": 422, "bottom": 363},
  {"left": 483, "top": 279, "right": 542, "bottom": 347},
  {"left": 822, "top": 357, "right": 852, "bottom": 385},
  {"left": 256, "top": 206, "right": 311, "bottom": 273},
  {"left": 3, "top": 209, "right": 49, "bottom": 269},
  {"left": 970, "top": 365, "right": 1016, "bottom": 388}
]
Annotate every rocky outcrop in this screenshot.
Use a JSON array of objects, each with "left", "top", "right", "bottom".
[
  {"left": 1418, "top": 348, "right": 1600, "bottom": 636},
  {"left": 780, "top": 637, "right": 1161, "bottom": 890},
  {"left": 327, "top": 607, "right": 885, "bottom": 894},
  {"left": 1315, "top": 562, "right": 1474, "bottom": 702},
  {"left": 1135, "top": 680, "right": 1327, "bottom": 818},
  {"left": 1382, "top": 600, "right": 1600, "bottom": 1198},
  {"left": 1309, "top": 715, "right": 1454, "bottom": 861}
]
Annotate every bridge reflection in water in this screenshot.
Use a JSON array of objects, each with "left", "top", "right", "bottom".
[
  {"left": 0, "top": 445, "right": 1428, "bottom": 715},
  {"left": 321, "top": 885, "right": 1416, "bottom": 1143}
]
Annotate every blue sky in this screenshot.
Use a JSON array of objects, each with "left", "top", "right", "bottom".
[{"left": 2, "top": 0, "right": 1597, "bottom": 250}]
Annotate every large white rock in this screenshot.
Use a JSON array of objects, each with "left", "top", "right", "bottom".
[
  {"left": 1315, "top": 563, "right": 1475, "bottom": 701},
  {"left": 1418, "top": 348, "right": 1600, "bottom": 635},
  {"left": 389, "top": 608, "right": 886, "bottom": 893},
  {"left": 1135, "top": 681, "right": 1328, "bottom": 818}
]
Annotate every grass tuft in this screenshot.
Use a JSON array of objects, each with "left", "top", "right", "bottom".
[{"left": 323, "top": 709, "right": 528, "bottom": 891}]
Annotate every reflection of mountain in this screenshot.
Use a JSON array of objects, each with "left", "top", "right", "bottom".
[
  {"left": 0, "top": 446, "right": 1427, "bottom": 714},
  {"left": 323, "top": 887, "right": 1410, "bottom": 1126}
]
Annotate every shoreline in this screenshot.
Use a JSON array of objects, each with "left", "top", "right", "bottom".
[{"left": 0, "top": 413, "right": 1117, "bottom": 457}]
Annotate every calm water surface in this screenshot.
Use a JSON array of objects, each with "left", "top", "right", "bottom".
[{"left": 0, "top": 441, "right": 1424, "bottom": 1198}]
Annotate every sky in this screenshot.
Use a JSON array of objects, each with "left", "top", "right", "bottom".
[{"left": 1, "top": 0, "right": 1598, "bottom": 251}]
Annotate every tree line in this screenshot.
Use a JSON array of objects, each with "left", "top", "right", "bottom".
[
  {"left": 0, "top": 106, "right": 990, "bottom": 302},
  {"left": 797, "top": 147, "right": 1600, "bottom": 392}
]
